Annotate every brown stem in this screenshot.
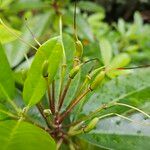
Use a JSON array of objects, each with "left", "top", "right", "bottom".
[
  {"left": 65, "top": 104, "right": 109, "bottom": 128},
  {"left": 51, "top": 80, "right": 56, "bottom": 114},
  {"left": 36, "top": 103, "right": 52, "bottom": 129},
  {"left": 46, "top": 78, "right": 55, "bottom": 114},
  {"left": 58, "top": 78, "right": 72, "bottom": 111},
  {"left": 58, "top": 88, "right": 91, "bottom": 123}
]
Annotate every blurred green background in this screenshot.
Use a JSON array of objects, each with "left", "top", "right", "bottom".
[{"left": 0, "top": 0, "right": 150, "bottom": 69}]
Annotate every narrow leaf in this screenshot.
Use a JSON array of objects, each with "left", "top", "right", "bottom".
[
  {"left": 23, "top": 36, "right": 63, "bottom": 107},
  {"left": 99, "top": 38, "right": 112, "bottom": 66},
  {"left": 0, "top": 43, "right": 15, "bottom": 100}
]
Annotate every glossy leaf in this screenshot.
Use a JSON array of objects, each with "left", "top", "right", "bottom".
[
  {"left": 0, "top": 43, "right": 15, "bottom": 100},
  {"left": 99, "top": 38, "right": 112, "bottom": 66},
  {"left": 80, "top": 113, "right": 150, "bottom": 150},
  {"left": 0, "top": 120, "right": 56, "bottom": 150},
  {"left": 82, "top": 69, "right": 150, "bottom": 115},
  {"left": 23, "top": 36, "right": 63, "bottom": 107},
  {"left": 0, "top": 103, "right": 10, "bottom": 121},
  {"left": 0, "top": 25, "right": 21, "bottom": 44}
]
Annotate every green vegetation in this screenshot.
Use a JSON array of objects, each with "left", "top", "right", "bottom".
[{"left": 0, "top": 0, "right": 150, "bottom": 150}]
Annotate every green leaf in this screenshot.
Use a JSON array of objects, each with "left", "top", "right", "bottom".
[
  {"left": 0, "top": 25, "right": 21, "bottom": 44},
  {"left": 109, "top": 53, "right": 131, "bottom": 69},
  {"left": 0, "top": 120, "right": 56, "bottom": 150},
  {"left": 80, "top": 113, "right": 150, "bottom": 150},
  {"left": 118, "top": 18, "right": 126, "bottom": 35},
  {"left": 0, "top": 103, "right": 10, "bottom": 121},
  {"left": 0, "top": 43, "right": 15, "bottom": 100},
  {"left": 82, "top": 69, "right": 150, "bottom": 115},
  {"left": 23, "top": 36, "right": 63, "bottom": 107},
  {"left": 99, "top": 38, "right": 112, "bottom": 66},
  {"left": 134, "top": 12, "right": 143, "bottom": 30},
  {"left": 78, "top": 1, "right": 104, "bottom": 13},
  {"left": 10, "top": 1, "right": 50, "bottom": 12},
  {"left": 107, "top": 53, "right": 131, "bottom": 78},
  {"left": 0, "top": 0, "right": 13, "bottom": 9}
]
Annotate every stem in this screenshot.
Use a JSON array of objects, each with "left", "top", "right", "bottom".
[
  {"left": 36, "top": 103, "right": 52, "bottom": 129},
  {"left": 58, "top": 78, "right": 72, "bottom": 111},
  {"left": 114, "top": 102, "right": 150, "bottom": 118},
  {"left": 58, "top": 64, "right": 66, "bottom": 110},
  {"left": 24, "top": 18, "right": 41, "bottom": 46},
  {"left": 56, "top": 138, "right": 63, "bottom": 150},
  {"left": 98, "top": 113, "right": 150, "bottom": 126},
  {"left": 0, "top": 109, "right": 18, "bottom": 119},
  {"left": 59, "top": 15, "right": 63, "bottom": 39},
  {"left": 58, "top": 15, "right": 67, "bottom": 112},
  {"left": 65, "top": 104, "right": 110, "bottom": 128},
  {"left": 51, "top": 80, "right": 56, "bottom": 114},
  {"left": 46, "top": 78, "right": 55, "bottom": 114},
  {"left": 117, "top": 65, "right": 150, "bottom": 70},
  {"left": 73, "top": 0, "right": 78, "bottom": 41},
  {"left": 58, "top": 88, "right": 91, "bottom": 123},
  {"left": 0, "top": 19, "right": 37, "bottom": 51}
]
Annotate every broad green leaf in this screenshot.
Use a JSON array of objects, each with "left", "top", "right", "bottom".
[
  {"left": 99, "top": 38, "right": 112, "bottom": 66},
  {"left": 109, "top": 53, "right": 131, "bottom": 69},
  {"left": 0, "top": 25, "right": 21, "bottom": 44},
  {"left": 5, "top": 13, "right": 52, "bottom": 67},
  {"left": 0, "top": 103, "right": 10, "bottom": 121},
  {"left": 23, "top": 36, "right": 63, "bottom": 107},
  {"left": 10, "top": 1, "right": 50, "bottom": 12},
  {"left": 80, "top": 113, "right": 150, "bottom": 150},
  {"left": 82, "top": 69, "right": 150, "bottom": 115},
  {"left": 0, "top": 43, "right": 15, "bottom": 100},
  {"left": 78, "top": 1, "right": 104, "bottom": 13},
  {"left": 0, "top": 120, "right": 56, "bottom": 150}
]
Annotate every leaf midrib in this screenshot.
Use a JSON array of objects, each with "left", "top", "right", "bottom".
[{"left": 2, "top": 121, "right": 21, "bottom": 150}]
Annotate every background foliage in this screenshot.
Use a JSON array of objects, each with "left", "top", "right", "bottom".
[{"left": 0, "top": 0, "right": 150, "bottom": 150}]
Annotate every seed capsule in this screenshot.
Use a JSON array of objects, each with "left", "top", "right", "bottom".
[
  {"left": 42, "top": 60, "right": 49, "bottom": 77},
  {"left": 43, "top": 109, "right": 51, "bottom": 117},
  {"left": 75, "top": 40, "right": 83, "bottom": 58},
  {"left": 69, "top": 64, "right": 82, "bottom": 79},
  {"left": 84, "top": 117, "right": 99, "bottom": 132},
  {"left": 90, "top": 71, "right": 105, "bottom": 90}
]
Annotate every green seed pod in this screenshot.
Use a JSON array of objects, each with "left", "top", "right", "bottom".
[
  {"left": 42, "top": 60, "right": 49, "bottom": 77},
  {"left": 84, "top": 117, "right": 99, "bottom": 132},
  {"left": 69, "top": 64, "right": 82, "bottom": 79},
  {"left": 68, "top": 121, "right": 84, "bottom": 136},
  {"left": 90, "top": 71, "right": 105, "bottom": 90},
  {"left": 75, "top": 40, "right": 83, "bottom": 58},
  {"left": 43, "top": 109, "right": 51, "bottom": 117}
]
